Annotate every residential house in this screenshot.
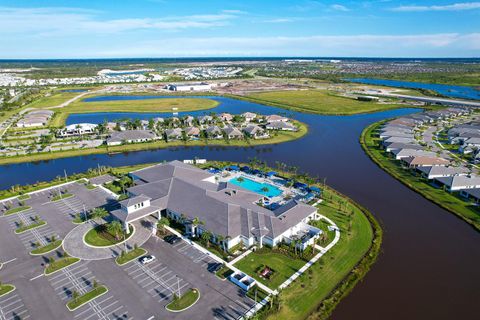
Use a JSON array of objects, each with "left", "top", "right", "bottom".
[
  {"left": 106, "top": 130, "right": 157, "bottom": 146},
  {"left": 265, "top": 121, "right": 297, "bottom": 131},
  {"left": 242, "top": 112, "right": 257, "bottom": 122},
  {"left": 223, "top": 126, "right": 243, "bottom": 139},
  {"left": 417, "top": 166, "right": 469, "bottom": 180},
  {"left": 164, "top": 128, "right": 183, "bottom": 140},
  {"left": 402, "top": 156, "right": 449, "bottom": 168},
  {"left": 435, "top": 175, "right": 480, "bottom": 192},
  {"left": 243, "top": 125, "right": 267, "bottom": 139}
]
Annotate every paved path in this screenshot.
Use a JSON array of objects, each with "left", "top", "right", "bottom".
[{"left": 63, "top": 218, "right": 154, "bottom": 260}]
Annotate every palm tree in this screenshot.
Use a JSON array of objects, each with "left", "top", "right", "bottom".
[
  {"left": 157, "top": 217, "right": 170, "bottom": 235},
  {"left": 71, "top": 290, "right": 79, "bottom": 303},
  {"left": 201, "top": 230, "right": 212, "bottom": 248},
  {"left": 91, "top": 207, "right": 108, "bottom": 220},
  {"left": 237, "top": 177, "right": 244, "bottom": 183},
  {"left": 107, "top": 221, "right": 124, "bottom": 241},
  {"left": 260, "top": 186, "right": 269, "bottom": 193},
  {"left": 216, "top": 234, "right": 225, "bottom": 252}
]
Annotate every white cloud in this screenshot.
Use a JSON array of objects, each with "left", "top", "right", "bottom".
[
  {"left": 263, "top": 18, "right": 297, "bottom": 23},
  {"left": 330, "top": 4, "right": 349, "bottom": 11},
  {"left": 93, "top": 33, "right": 480, "bottom": 58},
  {"left": 392, "top": 2, "right": 480, "bottom": 12},
  {"left": 0, "top": 7, "right": 240, "bottom": 36}
]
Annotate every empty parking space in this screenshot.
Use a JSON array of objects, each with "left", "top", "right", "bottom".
[
  {"left": 123, "top": 260, "right": 190, "bottom": 303},
  {"left": 173, "top": 240, "right": 220, "bottom": 270},
  {"left": 47, "top": 261, "right": 129, "bottom": 320},
  {"left": 0, "top": 292, "right": 31, "bottom": 320},
  {"left": 17, "top": 224, "right": 58, "bottom": 251},
  {"left": 52, "top": 196, "right": 85, "bottom": 219}
]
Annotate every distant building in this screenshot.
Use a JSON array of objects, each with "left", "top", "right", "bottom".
[
  {"left": 165, "top": 82, "right": 212, "bottom": 92},
  {"left": 16, "top": 109, "right": 54, "bottom": 128},
  {"left": 58, "top": 123, "right": 97, "bottom": 137}
]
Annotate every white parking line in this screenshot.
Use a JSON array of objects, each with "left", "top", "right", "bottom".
[{"left": 29, "top": 274, "right": 43, "bottom": 281}]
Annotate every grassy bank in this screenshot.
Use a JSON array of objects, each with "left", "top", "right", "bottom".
[
  {"left": 235, "top": 90, "right": 406, "bottom": 115},
  {"left": 0, "top": 121, "right": 307, "bottom": 166},
  {"left": 50, "top": 97, "right": 219, "bottom": 127},
  {"left": 361, "top": 120, "right": 480, "bottom": 231}
]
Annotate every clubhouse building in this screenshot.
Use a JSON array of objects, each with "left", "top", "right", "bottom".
[{"left": 111, "top": 161, "right": 321, "bottom": 250}]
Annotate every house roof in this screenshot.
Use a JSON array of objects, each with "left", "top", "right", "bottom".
[
  {"left": 126, "top": 161, "right": 316, "bottom": 240},
  {"left": 403, "top": 156, "right": 449, "bottom": 166},
  {"left": 119, "top": 194, "right": 151, "bottom": 208},
  {"left": 418, "top": 165, "right": 469, "bottom": 177},
  {"left": 435, "top": 175, "right": 480, "bottom": 189},
  {"left": 107, "top": 130, "right": 156, "bottom": 143}
]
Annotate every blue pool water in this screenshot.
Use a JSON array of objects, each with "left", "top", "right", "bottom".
[{"left": 229, "top": 177, "right": 282, "bottom": 198}]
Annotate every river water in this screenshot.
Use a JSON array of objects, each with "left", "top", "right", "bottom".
[
  {"left": 346, "top": 78, "right": 480, "bottom": 101},
  {"left": 0, "top": 96, "right": 478, "bottom": 319}
]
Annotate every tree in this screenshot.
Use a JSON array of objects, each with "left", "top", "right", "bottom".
[
  {"left": 72, "top": 290, "right": 79, "bottom": 302},
  {"left": 93, "top": 279, "right": 98, "bottom": 289},
  {"left": 201, "top": 230, "right": 212, "bottom": 248},
  {"left": 91, "top": 207, "right": 108, "bottom": 220},
  {"left": 216, "top": 234, "right": 226, "bottom": 252},
  {"left": 51, "top": 235, "right": 56, "bottom": 242},
  {"left": 107, "top": 221, "right": 124, "bottom": 241},
  {"left": 157, "top": 217, "right": 170, "bottom": 235}
]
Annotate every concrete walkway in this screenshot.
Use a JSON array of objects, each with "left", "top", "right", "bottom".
[{"left": 63, "top": 217, "right": 154, "bottom": 260}]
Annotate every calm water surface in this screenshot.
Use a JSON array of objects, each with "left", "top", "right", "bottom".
[
  {"left": 346, "top": 78, "right": 480, "bottom": 101},
  {"left": 1, "top": 96, "right": 478, "bottom": 320}
]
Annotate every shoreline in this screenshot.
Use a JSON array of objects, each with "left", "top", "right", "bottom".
[
  {"left": 0, "top": 121, "right": 308, "bottom": 166},
  {"left": 360, "top": 120, "right": 480, "bottom": 232}
]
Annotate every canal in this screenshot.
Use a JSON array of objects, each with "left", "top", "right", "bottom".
[{"left": 0, "top": 96, "right": 478, "bottom": 319}]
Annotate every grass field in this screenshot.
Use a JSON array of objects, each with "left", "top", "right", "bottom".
[
  {"left": 263, "top": 186, "right": 376, "bottom": 320},
  {"left": 243, "top": 90, "right": 405, "bottom": 115},
  {"left": 15, "top": 220, "right": 46, "bottom": 234},
  {"left": 66, "top": 285, "right": 108, "bottom": 311},
  {"left": 166, "top": 288, "right": 200, "bottom": 312},
  {"left": 30, "top": 240, "right": 63, "bottom": 255},
  {"left": 361, "top": 121, "right": 480, "bottom": 231},
  {"left": 115, "top": 248, "right": 147, "bottom": 265},
  {"left": 45, "top": 257, "right": 80, "bottom": 275},
  {"left": 50, "top": 96, "right": 219, "bottom": 126},
  {"left": 4, "top": 206, "right": 31, "bottom": 216},
  {"left": 84, "top": 225, "right": 133, "bottom": 247},
  {"left": 0, "top": 284, "right": 15, "bottom": 297},
  {"left": 27, "top": 91, "right": 81, "bottom": 109},
  {"left": 0, "top": 121, "right": 308, "bottom": 166},
  {"left": 234, "top": 251, "right": 306, "bottom": 289}
]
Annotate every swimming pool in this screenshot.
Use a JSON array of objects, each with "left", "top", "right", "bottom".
[{"left": 229, "top": 177, "right": 282, "bottom": 198}]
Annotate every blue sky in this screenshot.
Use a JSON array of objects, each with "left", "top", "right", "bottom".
[{"left": 0, "top": 0, "right": 479, "bottom": 58}]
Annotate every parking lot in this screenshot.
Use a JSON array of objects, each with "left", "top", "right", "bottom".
[
  {"left": 47, "top": 261, "right": 130, "bottom": 320},
  {"left": 0, "top": 291, "right": 31, "bottom": 320},
  {"left": 0, "top": 180, "right": 256, "bottom": 320}
]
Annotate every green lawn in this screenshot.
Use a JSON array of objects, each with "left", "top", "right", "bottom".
[
  {"left": 51, "top": 96, "right": 219, "bottom": 126},
  {"left": 30, "top": 240, "right": 63, "bottom": 255},
  {"left": 115, "top": 248, "right": 147, "bottom": 265},
  {"left": 15, "top": 220, "right": 46, "bottom": 234},
  {"left": 166, "top": 288, "right": 200, "bottom": 312},
  {"left": 264, "top": 186, "right": 376, "bottom": 320},
  {"left": 361, "top": 121, "right": 480, "bottom": 231},
  {"left": 0, "top": 284, "right": 15, "bottom": 297},
  {"left": 45, "top": 257, "right": 80, "bottom": 275},
  {"left": 51, "top": 193, "right": 73, "bottom": 202},
  {"left": 234, "top": 250, "right": 306, "bottom": 289},
  {"left": 66, "top": 285, "right": 108, "bottom": 311},
  {"left": 18, "top": 194, "right": 31, "bottom": 201},
  {"left": 84, "top": 225, "right": 133, "bottom": 247},
  {"left": 243, "top": 90, "right": 405, "bottom": 115},
  {"left": 4, "top": 206, "right": 31, "bottom": 216}
]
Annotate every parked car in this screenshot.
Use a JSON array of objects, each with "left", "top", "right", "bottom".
[
  {"left": 139, "top": 255, "right": 156, "bottom": 265},
  {"left": 208, "top": 263, "right": 223, "bottom": 273},
  {"left": 164, "top": 234, "right": 181, "bottom": 244}
]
